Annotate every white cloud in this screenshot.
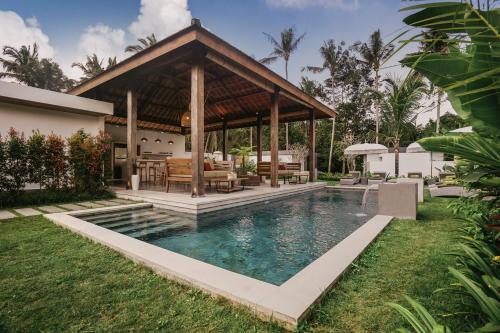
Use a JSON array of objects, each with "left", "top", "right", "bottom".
[
  {"left": 0, "top": 11, "right": 54, "bottom": 58},
  {"left": 265, "top": 0, "right": 359, "bottom": 10},
  {"left": 128, "top": 0, "right": 192, "bottom": 39},
  {"left": 78, "top": 23, "right": 126, "bottom": 61}
]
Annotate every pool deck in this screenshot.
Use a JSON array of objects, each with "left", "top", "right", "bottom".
[
  {"left": 45, "top": 200, "right": 393, "bottom": 330},
  {"left": 113, "top": 182, "right": 326, "bottom": 214}
]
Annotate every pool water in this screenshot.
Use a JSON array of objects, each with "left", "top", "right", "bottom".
[{"left": 78, "top": 189, "right": 377, "bottom": 285}]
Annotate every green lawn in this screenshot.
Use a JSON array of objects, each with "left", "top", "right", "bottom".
[{"left": 0, "top": 195, "right": 477, "bottom": 332}]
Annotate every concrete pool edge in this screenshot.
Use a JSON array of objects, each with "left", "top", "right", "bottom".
[{"left": 45, "top": 204, "right": 393, "bottom": 329}]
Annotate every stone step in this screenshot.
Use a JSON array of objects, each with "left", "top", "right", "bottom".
[
  {"left": 109, "top": 215, "right": 182, "bottom": 232},
  {"left": 13, "top": 208, "right": 42, "bottom": 216}
]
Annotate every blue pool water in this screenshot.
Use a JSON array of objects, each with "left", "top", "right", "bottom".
[{"left": 78, "top": 189, "right": 377, "bottom": 285}]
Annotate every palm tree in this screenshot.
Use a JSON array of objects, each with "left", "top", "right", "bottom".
[
  {"left": 125, "top": 33, "right": 158, "bottom": 53},
  {"left": 303, "top": 40, "right": 346, "bottom": 174},
  {"left": 380, "top": 74, "right": 428, "bottom": 176},
  {"left": 1, "top": 43, "right": 73, "bottom": 92},
  {"left": 419, "top": 30, "right": 449, "bottom": 134},
  {"left": 72, "top": 54, "right": 116, "bottom": 81},
  {"left": 0, "top": 44, "right": 40, "bottom": 86},
  {"left": 261, "top": 26, "right": 306, "bottom": 150},
  {"left": 353, "top": 29, "right": 394, "bottom": 144}
]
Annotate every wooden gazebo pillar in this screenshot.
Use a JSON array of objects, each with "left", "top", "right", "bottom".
[
  {"left": 190, "top": 51, "right": 205, "bottom": 197},
  {"left": 308, "top": 109, "right": 316, "bottom": 182},
  {"left": 222, "top": 120, "right": 228, "bottom": 161},
  {"left": 256, "top": 114, "right": 263, "bottom": 163},
  {"left": 270, "top": 88, "right": 279, "bottom": 187},
  {"left": 126, "top": 90, "right": 137, "bottom": 189}
]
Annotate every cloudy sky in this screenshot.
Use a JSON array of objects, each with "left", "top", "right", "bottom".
[{"left": 0, "top": 0, "right": 452, "bottom": 124}]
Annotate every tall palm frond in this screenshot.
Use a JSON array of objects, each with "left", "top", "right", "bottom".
[
  {"left": 125, "top": 33, "right": 158, "bottom": 53},
  {"left": 72, "top": 54, "right": 117, "bottom": 81},
  {"left": 0, "top": 43, "right": 39, "bottom": 84},
  {"left": 260, "top": 26, "right": 305, "bottom": 79},
  {"left": 353, "top": 29, "right": 395, "bottom": 143}
]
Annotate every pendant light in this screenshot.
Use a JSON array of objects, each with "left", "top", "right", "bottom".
[{"left": 181, "top": 103, "right": 191, "bottom": 127}]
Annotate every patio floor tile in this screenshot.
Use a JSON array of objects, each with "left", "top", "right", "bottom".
[
  {"left": 38, "top": 205, "right": 66, "bottom": 213},
  {"left": 58, "top": 203, "right": 86, "bottom": 211},
  {"left": 109, "top": 198, "right": 134, "bottom": 204},
  {"left": 13, "top": 208, "right": 42, "bottom": 216},
  {"left": 77, "top": 202, "right": 104, "bottom": 208},
  {"left": 0, "top": 210, "right": 16, "bottom": 220},
  {"left": 94, "top": 200, "right": 120, "bottom": 206}
]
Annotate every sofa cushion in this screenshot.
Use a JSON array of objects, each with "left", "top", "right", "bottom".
[
  {"left": 204, "top": 170, "right": 230, "bottom": 178},
  {"left": 204, "top": 161, "right": 213, "bottom": 171}
]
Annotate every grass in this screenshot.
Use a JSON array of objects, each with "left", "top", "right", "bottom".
[{"left": 0, "top": 194, "right": 477, "bottom": 332}]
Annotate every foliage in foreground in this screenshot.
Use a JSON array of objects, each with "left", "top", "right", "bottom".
[
  {"left": 0, "top": 197, "right": 474, "bottom": 332},
  {"left": 400, "top": 0, "right": 500, "bottom": 192},
  {"left": 390, "top": 2, "right": 500, "bottom": 331},
  {"left": 0, "top": 128, "right": 112, "bottom": 208}
]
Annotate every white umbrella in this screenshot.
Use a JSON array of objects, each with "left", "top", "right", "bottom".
[
  {"left": 407, "top": 142, "right": 426, "bottom": 153},
  {"left": 344, "top": 143, "right": 388, "bottom": 175},
  {"left": 344, "top": 143, "right": 389, "bottom": 155},
  {"left": 450, "top": 126, "right": 473, "bottom": 133}
]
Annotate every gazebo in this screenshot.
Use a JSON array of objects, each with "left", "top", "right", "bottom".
[
  {"left": 344, "top": 143, "right": 389, "bottom": 175},
  {"left": 69, "top": 19, "right": 336, "bottom": 197}
]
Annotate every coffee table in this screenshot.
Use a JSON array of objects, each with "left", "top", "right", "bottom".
[
  {"left": 290, "top": 171, "right": 309, "bottom": 184},
  {"left": 215, "top": 178, "right": 248, "bottom": 193}
]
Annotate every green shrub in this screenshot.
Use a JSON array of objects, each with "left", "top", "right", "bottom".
[
  {"left": 5, "top": 128, "right": 28, "bottom": 193},
  {"left": 0, "top": 188, "right": 114, "bottom": 209},
  {"left": 68, "top": 130, "right": 111, "bottom": 193},
  {"left": 44, "top": 133, "right": 68, "bottom": 190},
  {"left": 26, "top": 130, "right": 46, "bottom": 187}
]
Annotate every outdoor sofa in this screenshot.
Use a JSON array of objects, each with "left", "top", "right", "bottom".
[{"left": 257, "top": 162, "right": 302, "bottom": 184}]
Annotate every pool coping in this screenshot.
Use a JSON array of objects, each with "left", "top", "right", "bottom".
[{"left": 45, "top": 203, "right": 393, "bottom": 330}]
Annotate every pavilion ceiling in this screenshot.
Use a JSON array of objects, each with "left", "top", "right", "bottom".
[{"left": 72, "top": 23, "right": 335, "bottom": 132}]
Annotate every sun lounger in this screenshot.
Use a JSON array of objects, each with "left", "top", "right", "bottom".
[{"left": 339, "top": 171, "right": 361, "bottom": 185}]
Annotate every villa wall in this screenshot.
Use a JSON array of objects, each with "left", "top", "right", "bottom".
[
  {"left": 367, "top": 152, "right": 453, "bottom": 177},
  {"left": 105, "top": 125, "right": 188, "bottom": 157},
  {"left": 0, "top": 102, "right": 105, "bottom": 138}
]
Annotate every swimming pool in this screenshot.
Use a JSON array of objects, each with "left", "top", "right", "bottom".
[{"left": 77, "top": 189, "right": 377, "bottom": 285}]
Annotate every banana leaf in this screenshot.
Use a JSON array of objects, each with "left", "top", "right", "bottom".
[
  {"left": 418, "top": 134, "right": 500, "bottom": 170},
  {"left": 400, "top": 2, "right": 500, "bottom": 139}
]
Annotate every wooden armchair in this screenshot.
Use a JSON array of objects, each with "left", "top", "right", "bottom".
[{"left": 165, "top": 158, "right": 192, "bottom": 192}]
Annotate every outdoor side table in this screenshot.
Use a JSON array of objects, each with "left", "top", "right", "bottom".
[
  {"left": 290, "top": 171, "right": 309, "bottom": 184},
  {"left": 215, "top": 178, "right": 248, "bottom": 193}
]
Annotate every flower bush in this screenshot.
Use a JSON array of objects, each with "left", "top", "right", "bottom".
[{"left": 0, "top": 128, "right": 112, "bottom": 208}]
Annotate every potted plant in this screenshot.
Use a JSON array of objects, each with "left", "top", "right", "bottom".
[{"left": 131, "top": 159, "right": 140, "bottom": 190}]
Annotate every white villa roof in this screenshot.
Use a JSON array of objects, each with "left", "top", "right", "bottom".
[
  {"left": 344, "top": 143, "right": 389, "bottom": 155},
  {"left": 407, "top": 142, "right": 426, "bottom": 153},
  {"left": 0, "top": 81, "right": 113, "bottom": 116},
  {"left": 450, "top": 126, "right": 473, "bottom": 133}
]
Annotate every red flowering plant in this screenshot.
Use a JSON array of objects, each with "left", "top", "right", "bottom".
[
  {"left": 45, "top": 133, "right": 68, "bottom": 190},
  {"left": 5, "top": 128, "right": 28, "bottom": 193},
  {"left": 68, "top": 130, "right": 111, "bottom": 193}
]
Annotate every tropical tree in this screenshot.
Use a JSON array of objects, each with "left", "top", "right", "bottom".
[
  {"left": 353, "top": 29, "right": 394, "bottom": 144},
  {"left": 419, "top": 30, "right": 450, "bottom": 133},
  {"left": 72, "top": 54, "right": 117, "bottom": 81},
  {"left": 0, "top": 43, "right": 73, "bottom": 91},
  {"left": 303, "top": 40, "right": 348, "bottom": 173},
  {"left": 261, "top": 26, "right": 306, "bottom": 150},
  {"left": 0, "top": 44, "right": 39, "bottom": 85},
  {"left": 380, "top": 74, "right": 428, "bottom": 176},
  {"left": 125, "top": 33, "right": 158, "bottom": 53},
  {"left": 401, "top": 0, "right": 500, "bottom": 191}
]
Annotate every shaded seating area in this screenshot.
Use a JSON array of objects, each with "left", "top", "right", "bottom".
[
  {"left": 69, "top": 19, "right": 335, "bottom": 197},
  {"left": 257, "top": 161, "right": 304, "bottom": 184}
]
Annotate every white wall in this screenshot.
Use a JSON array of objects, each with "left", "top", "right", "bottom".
[
  {"left": 0, "top": 102, "right": 104, "bottom": 138},
  {"left": 367, "top": 152, "right": 453, "bottom": 177},
  {"left": 105, "top": 125, "right": 188, "bottom": 157}
]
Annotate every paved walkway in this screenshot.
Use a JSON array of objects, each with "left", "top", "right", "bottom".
[{"left": 0, "top": 198, "right": 136, "bottom": 220}]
